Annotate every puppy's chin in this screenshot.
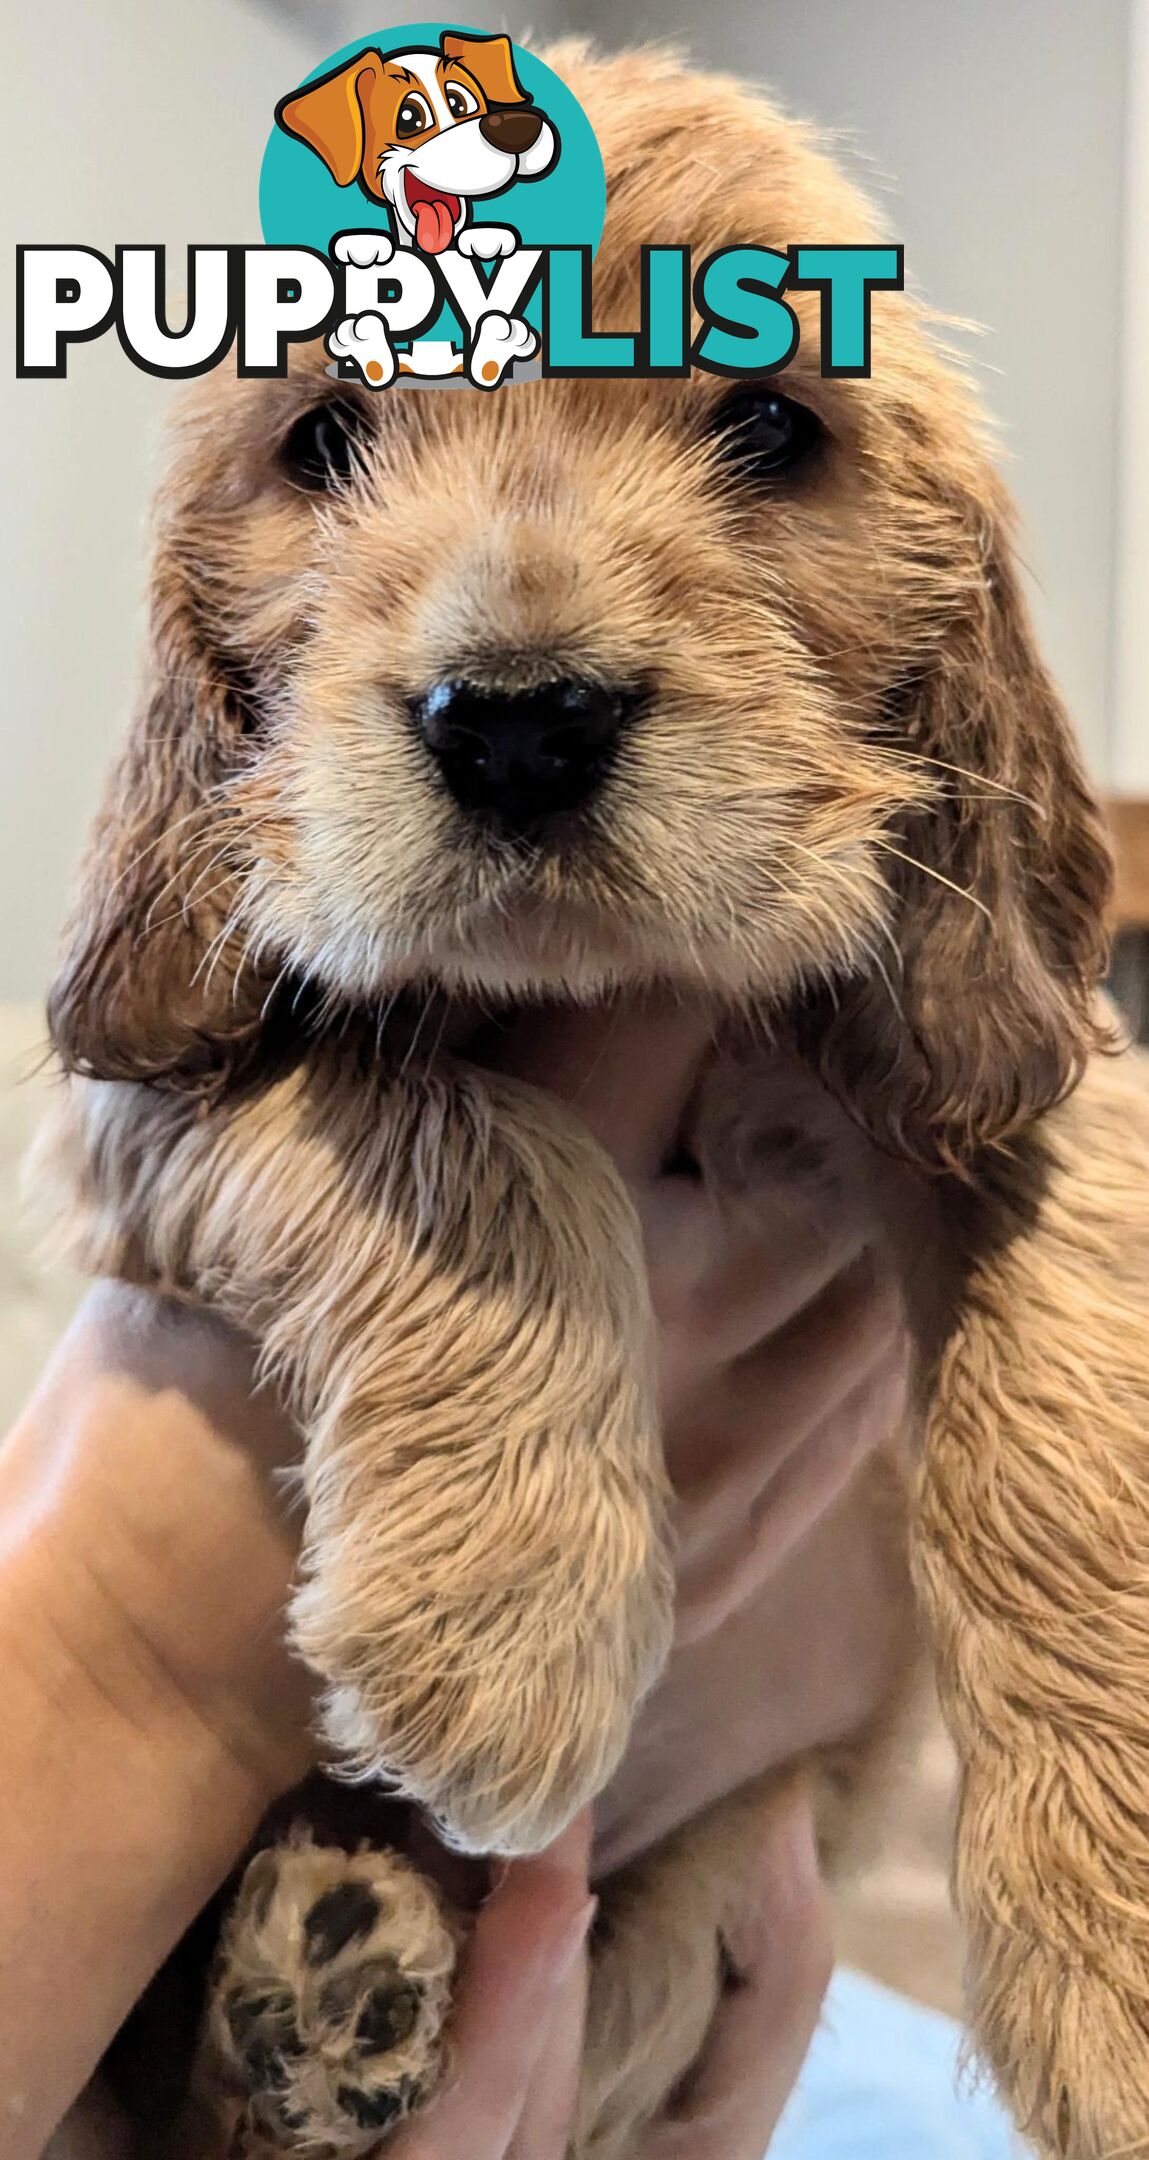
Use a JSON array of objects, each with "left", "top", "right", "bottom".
[
  {"left": 395, "top": 831, "right": 887, "bottom": 1010},
  {"left": 375, "top": 892, "right": 856, "bottom": 1012},
  {"left": 246, "top": 805, "right": 888, "bottom": 1017},
  {"left": 249, "top": 867, "right": 888, "bottom": 1025},
  {"left": 410, "top": 921, "right": 679, "bottom": 1007}
]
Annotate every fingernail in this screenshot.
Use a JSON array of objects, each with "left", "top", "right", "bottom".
[
  {"left": 553, "top": 1895, "right": 598, "bottom": 1980},
  {"left": 742, "top": 1786, "right": 821, "bottom": 1926},
  {"left": 773, "top": 1790, "right": 821, "bottom": 1892}
]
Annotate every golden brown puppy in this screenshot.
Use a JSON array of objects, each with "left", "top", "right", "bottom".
[{"left": 40, "top": 38, "right": 1149, "bottom": 2160}]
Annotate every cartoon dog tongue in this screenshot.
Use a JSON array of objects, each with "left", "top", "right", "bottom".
[
  {"left": 414, "top": 195, "right": 456, "bottom": 252},
  {"left": 405, "top": 176, "right": 460, "bottom": 254}
]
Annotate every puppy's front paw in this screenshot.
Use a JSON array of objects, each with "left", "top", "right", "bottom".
[
  {"left": 204, "top": 1839, "right": 459, "bottom": 2153},
  {"left": 293, "top": 1394, "right": 673, "bottom": 1857},
  {"left": 333, "top": 232, "right": 396, "bottom": 271},
  {"left": 287, "top": 1065, "right": 673, "bottom": 1859}
]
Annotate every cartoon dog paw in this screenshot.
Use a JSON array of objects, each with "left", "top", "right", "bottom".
[
  {"left": 327, "top": 312, "right": 397, "bottom": 390},
  {"left": 333, "top": 232, "right": 396, "bottom": 271},
  {"left": 467, "top": 311, "right": 538, "bottom": 389},
  {"left": 455, "top": 226, "right": 519, "bottom": 262}
]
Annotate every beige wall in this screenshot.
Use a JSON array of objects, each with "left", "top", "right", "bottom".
[
  {"left": 1115, "top": 0, "right": 1149, "bottom": 793},
  {"left": 1, "top": 0, "right": 316, "bottom": 1002}
]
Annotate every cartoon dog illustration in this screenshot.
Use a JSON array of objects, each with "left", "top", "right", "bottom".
[
  {"left": 277, "top": 32, "right": 555, "bottom": 390},
  {"left": 276, "top": 31, "right": 559, "bottom": 257}
]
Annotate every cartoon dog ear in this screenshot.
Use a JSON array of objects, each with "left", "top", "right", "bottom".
[
  {"left": 800, "top": 476, "right": 1114, "bottom": 1171},
  {"left": 47, "top": 473, "right": 274, "bottom": 1094},
  {"left": 440, "top": 31, "right": 529, "bottom": 108},
  {"left": 276, "top": 50, "right": 384, "bottom": 187}
]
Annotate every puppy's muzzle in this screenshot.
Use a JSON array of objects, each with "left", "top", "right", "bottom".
[
  {"left": 409, "top": 675, "right": 642, "bottom": 835},
  {"left": 478, "top": 108, "right": 544, "bottom": 154}
]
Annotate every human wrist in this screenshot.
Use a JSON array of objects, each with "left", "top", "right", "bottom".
[
  {"left": 0, "top": 1525, "right": 277, "bottom": 1848},
  {"left": 0, "top": 1287, "right": 311, "bottom": 1803},
  {"left": 0, "top": 1520, "right": 284, "bottom": 2160}
]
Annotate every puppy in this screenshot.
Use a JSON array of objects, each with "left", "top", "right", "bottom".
[
  {"left": 42, "top": 39, "right": 1149, "bottom": 2160},
  {"left": 277, "top": 31, "right": 558, "bottom": 255}
]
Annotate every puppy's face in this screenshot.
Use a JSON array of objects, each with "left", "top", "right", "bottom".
[
  {"left": 219, "top": 381, "right": 897, "bottom": 1009},
  {"left": 53, "top": 47, "right": 1110, "bottom": 1166}
]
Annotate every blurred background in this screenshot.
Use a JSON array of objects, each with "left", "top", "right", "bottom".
[{"left": 3, "top": 0, "right": 1148, "bottom": 2040}]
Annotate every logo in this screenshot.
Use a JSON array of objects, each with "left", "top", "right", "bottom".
[
  {"left": 15, "top": 25, "right": 903, "bottom": 387},
  {"left": 260, "top": 26, "right": 602, "bottom": 389}
]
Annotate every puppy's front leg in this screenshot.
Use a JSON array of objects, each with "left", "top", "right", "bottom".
[
  {"left": 916, "top": 1049, "right": 1149, "bottom": 2157},
  {"left": 51, "top": 1052, "right": 673, "bottom": 1855}
]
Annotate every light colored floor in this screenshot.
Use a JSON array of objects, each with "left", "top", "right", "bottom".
[{"left": 0, "top": 1003, "right": 965, "bottom": 2022}]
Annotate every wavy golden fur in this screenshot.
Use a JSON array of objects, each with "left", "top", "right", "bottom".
[{"left": 40, "top": 39, "right": 1149, "bottom": 2160}]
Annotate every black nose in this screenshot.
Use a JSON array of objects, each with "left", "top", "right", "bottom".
[
  {"left": 478, "top": 107, "right": 544, "bottom": 153},
  {"left": 409, "top": 676, "right": 640, "bottom": 832}
]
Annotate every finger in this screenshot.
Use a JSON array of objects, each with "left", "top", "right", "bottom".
[
  {"left": 672, "top": 1251, "right": 905, "bottom": 1515},
  {"left": 676, "top": 1345, "right": 910, "bottom": 1641},
  {"left": 644, "top": 1786, "right": 832, "bottom": 2158},
  {"left": 486, "top": 995, "right": 712, "bottom": 1179},
  {"left": 392, "top": 1814, "right": 593, "bottom": 2160},
  {"left": 745, "top": 1343, "right": 910, "bottom": 1577},
  {"left": 507, "top": 1921, "right": 590, "bottom": 2160},
  {"left": 644, "top": 1181, "right": 866, "bottom": 1404}
]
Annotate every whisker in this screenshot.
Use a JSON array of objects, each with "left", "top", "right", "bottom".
[
  {"left": 878, "top": 745, "right": 1041, "bottom": 815},
  {"left": 398, "top": 990, "right": 437, "bottom": 1081},
  {"left": 259, "top": 965, "right": 294, "bottom": 1024},
  {"left": 144, "top": 873, "right": 239, "bottom": 937},
  {"left": 873, "top": 839, "right": 993, "bottom": 923}
]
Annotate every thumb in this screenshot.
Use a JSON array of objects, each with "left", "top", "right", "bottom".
[{"left": 645, "top": 1780, "right": 832, "bottom": 2157}]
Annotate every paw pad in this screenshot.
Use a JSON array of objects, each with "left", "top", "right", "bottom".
[
  {"left": 336, "top": 2082, "right": 405, "bottom": 2130},
  {"left": 304, "top": 1882, "right": 381, "bottom": 1966},
  {"left": 351, "top": 1966, "right": 421, "bottom": 2054},
  {"left": 206, "top": 1838, "right": 459, "bottom": 2151}
]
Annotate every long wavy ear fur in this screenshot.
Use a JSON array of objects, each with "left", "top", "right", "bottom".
[
  {"left": 801, "top": 478, "right": 1114, "bottom": 1169},
  {"left": 47, "top": 501, "right": 268, "bottom": 1092}
]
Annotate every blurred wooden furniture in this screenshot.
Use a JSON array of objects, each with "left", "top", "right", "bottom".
[{"left": 1111, "top": 799, "right": 1149, "bottom": 928}]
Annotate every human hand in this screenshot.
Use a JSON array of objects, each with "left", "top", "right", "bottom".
[
  {"left": 391, "top": 1785, "right": 831, "bottom": 2160},
  {"left": 1, "top": 992, "right": 905, "bottom": 2157},
  {"left": 0, "top": 1283, "right": 308, "bottom": 2154}
]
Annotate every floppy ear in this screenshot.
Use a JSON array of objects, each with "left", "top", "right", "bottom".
[
  {"left": 440, "top": 31, "right": 529, "bottom": 107},
  {"left": 47, "top": 510, "right": 272, "bottom": 1094},
  {"left": 801, "top": 481, "right": 1114, "bottom": 1170},
  {"left": 276, "top": 50, "right": 383, "bottom": 187}
]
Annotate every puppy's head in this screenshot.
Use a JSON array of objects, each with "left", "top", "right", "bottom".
[
  {"left": 52, "top": 44, "right": 1111, "bottom": 1169},
  {"left": 277, "top": 34, "right": 556, "bottom": 250}
]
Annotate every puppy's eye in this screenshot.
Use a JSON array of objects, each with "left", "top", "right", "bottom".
[
  {"left": 279, "top": 401, "right": 368, "bottom": 493},
  {"left": 396, "top": 94, "right": 433, "bottom": 138},
  {"left": 708, "top": 386, "right": 823, "bottom": 481},
  {"left": 445, "top": 82, "right": 479, "bottom": 119}
]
